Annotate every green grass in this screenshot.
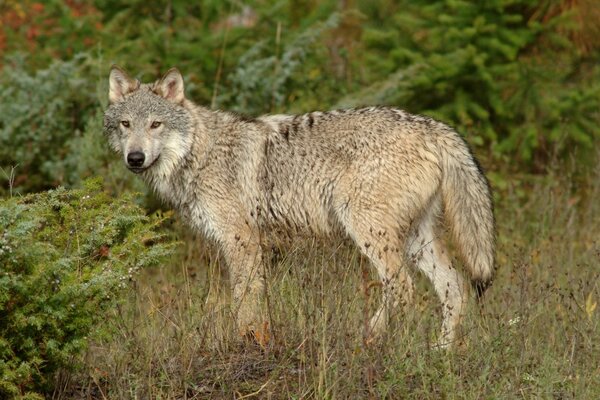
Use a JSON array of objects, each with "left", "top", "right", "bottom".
[{"left": 58, "top": 166, "right": 600, "bottom": 399}]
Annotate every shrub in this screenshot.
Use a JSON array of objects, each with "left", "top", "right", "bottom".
[
  {"left": 0, "top": 1, "right": 102, "bottom": 70},
  {"left": 0, "top": 179, "right": 175, "bottom": 398},
  {"left": 222, "top": 13, "right": 341, "bottom": 115},
  {"left": 0, "top": 54, "right": 97, "bottom": 195},
  {"left": 343, "top": 0, "right": 600, "bottom": 166}
]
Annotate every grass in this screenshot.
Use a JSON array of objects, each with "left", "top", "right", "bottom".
[{"left": 57, "top": 165, "right": 600, "bottom": 399}]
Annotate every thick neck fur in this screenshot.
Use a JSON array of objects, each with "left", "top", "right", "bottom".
[
  {"left": 141, "top": 100, "right": 213, "bottom": 203},
  {"left": 141, "top": 100, "right": 265, "bottom": 213}
]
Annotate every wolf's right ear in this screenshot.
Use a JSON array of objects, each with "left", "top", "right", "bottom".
[{"left": 108, "top": 65, "right": 140, "bottom": 103}]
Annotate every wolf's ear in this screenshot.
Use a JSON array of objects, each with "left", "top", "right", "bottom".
[
  {"left": 108, "top": 65, "right": 140, "bottom": 103},
  {"left": 155, "top": 68, "right": 185, "bottom": 104}
]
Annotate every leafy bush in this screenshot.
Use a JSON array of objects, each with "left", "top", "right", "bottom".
[
  {"left": 222, "top": 13, "right": 341, "bottom": 115},
  {"left": 0, "top": 54, "right": 97, "bottom": 195},
  {"left": 343, "top": 0, "right": 600, "bottom": 166},
  {"left": 0, "top": 179, "right": 175, "bottom": 398},
  {"left": 0, "top": 1, "right": 102, "bottom": 71}
]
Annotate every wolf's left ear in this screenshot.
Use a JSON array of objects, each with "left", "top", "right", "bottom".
[
  {"left": 108, "top": 65, "right": 140, "bottom": 103},
  {"left": 156, "top": 68, "right": 185, "bottom": 104}
]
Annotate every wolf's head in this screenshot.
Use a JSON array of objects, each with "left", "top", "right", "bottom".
[{"left": 103, "top": 66, "right": 193, "bottom": 176}]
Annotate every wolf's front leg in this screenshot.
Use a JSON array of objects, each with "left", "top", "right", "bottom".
[{"left": 222, "top": 231, "right": 268, "bottom": 341}]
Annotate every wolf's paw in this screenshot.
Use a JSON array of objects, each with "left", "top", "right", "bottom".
[{"left": 239, "top": 321, "right": 271, "bottom": 349}]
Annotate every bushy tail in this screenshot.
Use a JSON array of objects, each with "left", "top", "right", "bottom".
[{"left": 439, "top": 131, "right": 496, "bottom": 296}]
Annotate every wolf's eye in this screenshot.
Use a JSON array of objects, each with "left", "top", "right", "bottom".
[
  {"left": 150, "top": 121, "right": 162, "bottom": 129},
  {"left": 121, "top": 121, "right": 130, "bottom": 128}
]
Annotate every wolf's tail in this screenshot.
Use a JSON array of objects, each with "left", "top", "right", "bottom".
[{"left": 438, "top": 130, "right": 496, "bottom": 297}]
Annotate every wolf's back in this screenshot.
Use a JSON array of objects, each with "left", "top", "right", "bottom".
[{"left": 437, "top": 130, "right": 496, "bottom": 294}]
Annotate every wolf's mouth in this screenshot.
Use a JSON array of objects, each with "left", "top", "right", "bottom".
[
  {"left": 128, "top": 166, "right": 147, "bottom": 174},
  {"left": 127, "top": 155, "right": 160, "bottom": 174}
]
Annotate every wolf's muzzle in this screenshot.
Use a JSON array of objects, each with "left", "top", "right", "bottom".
[{"left": 127, "top": 151, "right": 145, "bottom": 168}]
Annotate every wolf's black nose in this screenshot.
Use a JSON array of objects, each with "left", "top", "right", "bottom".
[{"left": 127, "top": 151, "right": 145, "bottom": 168}]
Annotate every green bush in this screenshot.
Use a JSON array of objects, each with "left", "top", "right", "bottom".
[
  {"left": 0, "top": 54, "right": 97, "bottom": 195},
  {"left": 0, "top": 179, "right": 175, "bottom": 398},
  {"left": 343, "top": 0, "right": 600, "bottom": 165},
  {"left": 0, "top": 1, "right": 102, "bottom": 71},
  {"left": 222, "top": 12, "right": 341, "bottom": 115}
]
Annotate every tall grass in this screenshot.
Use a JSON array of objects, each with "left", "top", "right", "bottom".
[{"left": 59, "top": 164, "right": 599, "bottom": 399}]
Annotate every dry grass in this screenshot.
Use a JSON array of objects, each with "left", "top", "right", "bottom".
[{"left": 58, "top": 165, "right": 600, "bottom": 399}]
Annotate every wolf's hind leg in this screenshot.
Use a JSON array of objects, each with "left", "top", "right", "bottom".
[
  {"left": 407, "top": 197, "right": 467, "bottom": 348},
  {"left": 341, "top": 213, "right": 414, "bottom": 337}
]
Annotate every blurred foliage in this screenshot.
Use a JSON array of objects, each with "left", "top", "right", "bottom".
[
  {"left": 0, "top": 54, "right": 96, "bottom": 193},
  {"left": 350, "top": 0, "right": 600, "bottom": 167},
  {"left": 0, "top": 178, "right": 175, "bottom": 398},
  {"left": 0, "top": 0, "right": 598, "bottom": 187},
  {"left": 0, "top": 0, "right": 102, "bottom": 70}
]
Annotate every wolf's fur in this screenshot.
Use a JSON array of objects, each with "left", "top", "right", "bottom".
[{"left": 104, "top": 66, "right": 495, "bottom": 347}]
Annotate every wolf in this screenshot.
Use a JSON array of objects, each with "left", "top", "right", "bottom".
[{"left": 103, "top": 66, "right": 495, "bottom": 348}]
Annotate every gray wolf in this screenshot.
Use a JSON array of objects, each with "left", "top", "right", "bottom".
[{"left": 103, "top": 66, "right": 495, "bottom": 348}]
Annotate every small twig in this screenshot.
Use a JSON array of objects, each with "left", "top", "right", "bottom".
[
  {"left": 0, "top": 165, "right": 18, "bottom": 197},
  {"left": 235, "top": 378, "right": 271, "bottom": 399},
  {"left": 211, "top": 5, "right": 233, "bottom": 109},
  {"left": 271, "top": 21, "right": 282, "bottom": 112}
]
